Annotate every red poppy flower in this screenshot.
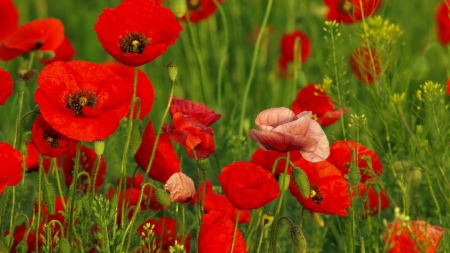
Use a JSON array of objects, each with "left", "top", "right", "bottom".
[
  {"left": 40, "top": 36, "right": 76, "bottom": 65},
  {"left": 0, "top": 142, "right": 23, "bottom": 194},
  {"left": 163, "top": 112, "right": 216, "bottom": 159},
  {"left": 218, "top": 161, "right": 280, "bottom": 210},
  {"left": 24, "top": 142, "right": 60, "bottom": 173},
  {"left": 199, "top": 211, "right": 247, "bottom": 253},
  {"left": 94, "top": 0, "right": 183, "bottom": 67},
  {"left": 169, "top": 97, "right": 221, "bottom": 127},
  {"left": 0, "top": 18, "right": 64, "bottom": 61},
  {"left": 35, "top": 60, "right": 133, "bottom": 142},
  {"left": 447, "top": 77, "right": 450, "bottom": 96},
  {"left": 384, "top": 220, "right": 445, "bottom": 253},
  {"left": 135, "top": 121, "right": 180, "bottom": 183},
  {"left": 0, "top": 67, "right": 13, "bottom": 105},
  {"left": 350, "top": 46, "right": 381, "bottom": 84},
  {"left": 204, "top": 193, "right": 251, "bottom": 224},
  {"left": 117, "top": 173, "right": 164, "bottom": 211},
  {"left": 251, "top": 148, "right": 303, "bottom": 176},
  {"left": 103, "top": 62, "right": 154, "bottom": 120},
  {"left": 63, "top": 145, "right": 106, "bottom": 193},
  {"left": 289, "top": 158, "right": 351, "bottom": 216},
  {"left": 0, "top": 0, "right": 18, "bottom": 41},
  {"left": 324, "top": 0, "right": 382, "bottom": 23},
  {"left": 31, "top": 114, "right": 78, "bottom": 158},
  {"left": 437, "top": 1, "right": 450, "bottom": 45},
  {"left": 355, "top": 183, "right": 389, "bottom": 217},
  {"left": 182, "top": 0, "right": 226, "bottom": 23},
  {"left": 280, "top": 30, "right": 312, "bottom": 63},
  {"left": 292, "top": 84, "right": 343, "bottom": 126},
  {"left": 327, "top": 140, "right": 383, "bottom": 182},
  {"left": 190, "top": 179, "right": 213, "bottom": 205}
]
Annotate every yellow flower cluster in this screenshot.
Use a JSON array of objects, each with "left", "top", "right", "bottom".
[{"left": 361, "top": 16, "right": 403, "bottom": 45}]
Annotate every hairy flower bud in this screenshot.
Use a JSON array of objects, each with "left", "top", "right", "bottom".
[
  {"left": 155, "top": 188, "right": 171, "bottom": 208},
  {"left": 278, "top": 173, "right": 291, "bottom": 192},
  {"left": 290, "top": 225, "right": 307, "bottom": 253},
  {"left": 292, "top": 166, "right": 310, "bottom": 198}
]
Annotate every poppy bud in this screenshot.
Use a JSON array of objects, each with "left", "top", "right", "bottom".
[
  {"left": 17, "top": 241, "right": 28, "bottom": 253},
  {"left": 131, "top": 119, "right": 143, "bottom": 155},
  {"left": 290, "top": 225, "right": 307, "bottom": 253},
  {"left": 43, "top": 182, "right": 56, "bottom": 215},
  {"left": 278, "top": 173, "right": 290, "bottom": 192},
  {"left": 348, "top": 164, "right": 360, "bottom": 187},
  {"left": 311, "top": 212, "right": 325, "bottom": 228},
  {"left": 94, "top": 140, "right": 105, "bottom": 156},
  {"left": 57, "top": 238, "right": 71, "bottom": 253},
  {"left": 262, "top": 213, "right": 274, "bottom": 229},
  {"left": 155, "top": 188, "right": 171, "bottom": 208},
  {"left": 197, "top": 158, "right": 211, "bottom": 172},
  {"left": 292, "top": 166, "right": 310, "bottom": 198},
  {"left": 372, "top": 183, "right": 381, "bottom": 195},
  {"left": 167, "top": 62, "right": 178, "bottom": 83},
  {"left": 390, "top": 160, "right": 412, "bottom": 173},
  {"left": 410, "top": 168, "right": 422, "bottom": 189},
  {"left": 171, "top": 0, "right": 187, "bottom": 18}
]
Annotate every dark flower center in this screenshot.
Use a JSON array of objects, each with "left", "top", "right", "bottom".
[
  {"left": 66, "top": 90, "right": 97, "bottom": 116},
  {"left": 42, "top": 129, "right": 60, "bottom": 148},
  {"left": 120, "top": 32, "right": 149, "bottom": 54},
  {"left": 310, "top": 184, "right": 324, "bottom": 205},
  {"left": 187, "top": 0, "right": 202, "bottom": 10},
  {"left": 338, "top": 0, "right": 354, "bottom": 14},
  {"left": 35, "top": 41, "right": 43, "bottom": 49}
]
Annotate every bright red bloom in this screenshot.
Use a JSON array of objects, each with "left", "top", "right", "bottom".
[
  {"left": 0, "top": 142, "right": 23, "bottom": 194},
  {"left": 280, "top": 30, "right": 312, "bottom": 63},
  {"left": 384, "top": 220, "right": 445, "bottom": 253},
  {"left": 251, "top": 148, "right": 303, "bottom": 176},
  {"left": 103, "top": 62, "right": 154, "bottom": 120},
  {"left": 355, "top": 183, "right": 389, "bottom": 217},
  {"left": 24, "top": 142, "right": 60, "bottom": 173},
  {"left": 324, "top": 0, "right": 382, "bottom": 23},
  {"left": 199, "top": 211, "right": 247, "bottom": 253},
  {"left": 327, "top": 140, "right": 383, "bottom": 182},
  {"left": 292, "top": 84, "right": 343, "bottom": 126},
  {"left": 0, "top": 18, "right": 64, "bottom": 61},
  {"left": 182, "top": 0, "right": 226, "bottom": 23},
  {"left": 63, "top": 145, "right": 106, "bottom": 192},
  {"left": 31, "top": 114, "right": 78, "bottom": 158},
  {"left": 94, "top": 0, "right": 183, "bottom": 67},
  {"left": 190, "top": 179, "right": 213, "bottom": 205},
  {"left": 289, "top": 158, "right": 351, "bottom": 216},
  {"left": 40, "top": 36, "right": 76, "bottom": 65},
  {"left": 169, "top": 97, "right": 221, "bottom": 127},
  {"left": 447, "top": 77, "right": 450, "bottom": 96},
  {"left": 204, "top": 193, "right": 251, "bottom": 224},
  {"left": 218, "top": 161, "right": 280, "bottom": 210},
  {"left": 35, "top": 60, "right": 133, "bottom": 142},
  {"left": 135, "top": 121, "right": 180, "bottom": 183},
  {"left": 350, "top": 46, "right": 381, "bottom": 84},
  {"left": 0, "top": 67, "right": 13, "bottom": 105},
  {"left": 0, "top": 0, "right": 18, "bottom": 41},
  {"left": 437, "top": 0, "right": 450, "bottom": 45}
]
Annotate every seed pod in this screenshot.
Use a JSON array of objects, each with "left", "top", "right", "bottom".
[
  {"left": 197, "top": 158, "right": 211, "bottom": 172},
  {"left": 410, "top": 167, "right": 422, "bottom": 189},
  {"left": 167, "top": 62, "right": 178, "bottom": 83},
  {"left": 292, "top": 166, "right": 310, "bottom": 198},
  {"left": 262, "top": 213, "right": 274, "bottom": 229},
  {"left": 94, "top": 140, "right": 105, "bottom": 156}
]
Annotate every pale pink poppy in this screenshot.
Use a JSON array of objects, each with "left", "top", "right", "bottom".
[
  {"left": 164, "top": 172, "right": 196, "bottom": 203},
  {"left": 248, "top": 107, "right": 329, "bottom": 162}
]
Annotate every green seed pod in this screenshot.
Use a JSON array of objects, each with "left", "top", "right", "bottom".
[
  {"left": 94, "top": 140, "right": 105, "bottom": 156},
  {"left": 292, "top": 167, "right": 310, "bottom": 198},
  {"left": 156, "top": 188, "right": 171, "bottom": 208},
  {"left": 290, "top": 225, "right": 307, "bottom": 253},
  {"left": 261, "top": 213, "right": 274, "bottom": 229},
  {"left": 171, "top": 0, "right": 187, "bottom": 18},
  {"left": 167, "top": 62, "right": 178, "bottom": 83},
  {"left": 311, "top": 212, "right": 325, "bottom": 228},
  {"left": 410, "top": 167, "right": 422, "bottom": 189},
  {"left": 278, "top": 173, "right": 291, "bottom": 192},
  {"left": 130, "top": 119, "right": 143, "bottom": 155},
  {"left": 197, "top": 158, "right": 211, "bottom": 172},
  {"left": 348, "top": 164, "right": 361, "bottom": 187}
]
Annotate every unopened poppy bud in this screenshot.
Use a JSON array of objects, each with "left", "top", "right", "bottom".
[
  {"left": 348, "top": 164, "right": 360, "bottom": 187},
  {"left": 410, "top": 167, "right": 422, "bottom": 189},
  {"left": 164, "top": 172, "right": 196, "bottom": 203},
  {"left": 278, "top": 173, "right": 290, "bottom": 192},
  {"left": 94, "top": 140, "right": 105, "bottom": 156},
  {"left": 131, "top": 119, "right": 143, "bottom": 155},
  {"left": 262, "top": 213, "right": 274, "bottom": 229},
  {"left": 167, "top": 62, "right": 178, "bottom": 83},
  {"left": 17, "top": 240, "right": 28, "bottom": 253},
  {"left": 391, "top": 160, "right": 412, "bottom": 173},
  {"left": 292, "top": 166, "right": 310, "bottom": 198},
  {"left": 41, "top": 50, "right": 56, "bottom": 60},
  {"left": 290, "top": 225, "right": 307, "bottom": 253},
  {"left": 311, "top": 212, "right": 325, "bottom": 228},
  {"left": 171, "top": 0, "right": 187, "bottom": 18},
  {"left": 155, "top": 188, "right": 171, "bottom": 208},
  {"left": 57, "top": 238, "right": 71, "bottom": 253},
  {"left": 197, "top": 158, "right": 211, "bottom": 172},
  {"left": 372, "top": 183, "right": 381, "bottom": 195}
]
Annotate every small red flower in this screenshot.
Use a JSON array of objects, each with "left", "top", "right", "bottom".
[
  {"left": 355, "top": 183, "right": 389, "bottom": 217},
  {"left": 118, "top": 172, "right": 164, "bottom": 211},
  {"left": 251, "top": 148, "right": 303, "bottom": 176},
  {"left": 94, "top": 0, "right": 183, "bottom": 67},
  {"left": 327, "top": 140, "right": 383, "bottom": 182},
  {"left": 0, "top": 0, "right": 18, "bottom": 41},
  {"left": 63, "top": 145, "right": 106, "bottom": 193},
  {"left": 324, "top": 0, "right": 382, "bottom": 23},
  {"left": 40, "top": 36, "right": 76, "bottom": 65},
  {"left": 0, "top": 142, "right": 23, "bottom": 194},
  {"left": 280, "top": 30, "right": 312, "bottom": 63},
  {"left": 24, "top": 142, "right": 59, "bottom": 173},
  {"left": 0, "top": 18, "right": 64, "bottom": 61},
  {"left": 35, "top": 60, "right": 133, "bottom": 142},
  {"left": 135, "top": 121, "right": 180, "bottom": 183},
  {"left": 289, "top": 158, "right": 351, "bottom": 216},
  {"left": 182, "top": 0, "right": 226, "bottom": 23},
  {"left": 384, "top": 220, "right": 445, "bottom": 253},
  {"left": 169, "top": 97, "right": 221, "bottom": 127},
  {"left": 103, "top": 62, "right": 154, "bottom": 120},
  {"left": 437, "top": 0, "right": 450, "bottom": 45},
  {"left": 31, "top": 114, "right": 78, "bottom": 158},
  {"left": 447, "top": 77, "right": 450, "bottom": 96},
  {"left": 198, "top": 211, "right": 248, "bottom": 253},
  {"left": 218, "top": 161, "right": 280, "bottom": 210},
  {"left": 204, "top": 193, "right": 251, "bottom": 224},
  {"left": 190, "top": 179, "right": 213, "bottom": 205},
  {"left": 0, "top": 67, "right": 13, "bottom": 105},
  {"left": 350, "top": 46, "right": 381, "bottom": 84},
  {"left": 292, "top": 84, "right": 343, "bottom": 126}
]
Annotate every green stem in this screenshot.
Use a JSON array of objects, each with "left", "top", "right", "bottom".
[
  {"left": 35, "top": 155, "right": 44, "bottom": 251},
  {"left": 8, "top": 187, "right": 16, "bottom": 250},
  {"left": 255, "top": 228, "right": 265, "bottom": 253},
  {"left": 90, "top": 155, "right": 102, "bottom": 195},
  {"left": 212, "top": 0, "right": 229, "bottom": 109},
  {"left": 67, "top": 142, "right": 81, "bottom": 244},
  {"left": 230, "top": 210, "right": 240, "bottom": 253},
  {"left": 52, "top": 158, "right": 67, "bottom": 210},
  {"left": 201, "top": 171, "right": 207, "bottom": 218},
  {"left": 238, "top": 0, "right": 274, "bottom": 138}
]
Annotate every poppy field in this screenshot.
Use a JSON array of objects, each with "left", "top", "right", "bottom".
[{"left": 0, "top": 0, "right": 450, "bottom": 252}]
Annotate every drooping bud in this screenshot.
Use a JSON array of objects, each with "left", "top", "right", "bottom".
[
  {"left": 290, "top": 225, "right": 307, "bottom": 253},
  {"left": 348, "top": 149, "right": 360, "bottom": 187},
  {"left": 17, "top": 241, "right": 28, "bottom": 253},
  {"left": 311, "top": 212, "right": 325, "bottom": 228},
  {"left": 155, "top": 188, "right": 171, "bottom": 208},
  {"left": 262, "top": 213, "right": 274, "bottom": 229},
  {"left": 94, "top": 140, "right": 105, "bottom": 156},
  {"left": 57, "top": 238, "right": 71, "bottom": 253},
  {"left": 197, "top": 158, "right": 211, "bottom": 172},
  {"left": 410, "top": 167, "right": 422, "bottom": 189},
  {"left": 167, "top": 62, "right": 178, "bottom": 83},
  {"left": 171, "top": 0, "right": 187, "bottom": 18},
  {"left": 292, "top": 166, "right": 310, "bottom": 198},
  {"left": 130, "top": 119, "right": 143, "bottom": 155},
  {"left": 278, "top": 173, "right": 290, "bottom": 192}
]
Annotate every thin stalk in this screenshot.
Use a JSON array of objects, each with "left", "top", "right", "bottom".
[
  {"left": 67, "top": 142, "right": 81, "bottom": 244},
  {"left": 8, "top": 187, "right": 16, "bottom": 250},
  {"left": 255, "top": 228, "right": 265, "bottom": 253},
  {"left": 230, "top": 210, "right": 240, "bottom": 253},
  {"left": 212, "top": 0, "right": 229, "bottom": 108},
  {"left": 52, "top": 158, "right": 66, "bottom": 210},
  {"left": 35, "top": 155, "right": 44, "bottom": 251}
]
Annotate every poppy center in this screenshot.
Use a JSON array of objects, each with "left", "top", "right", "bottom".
[
  {"left": 42, "top": 129, "right": 60, "bottom": 148},
  {"left": 187, "top": 0, "right": 202, "bottom": 10},
  {"left": 120, "top": 32, "right": 149, "bottom": 54},
  {"left": 66, "top": 89, "right": 97, "bottom": 116},
  {"left": 338, "top": 0, "right": 354, "bottom": 14},
  {"left": 310, "top": 184, "right": 324, "bottom": 205}
]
